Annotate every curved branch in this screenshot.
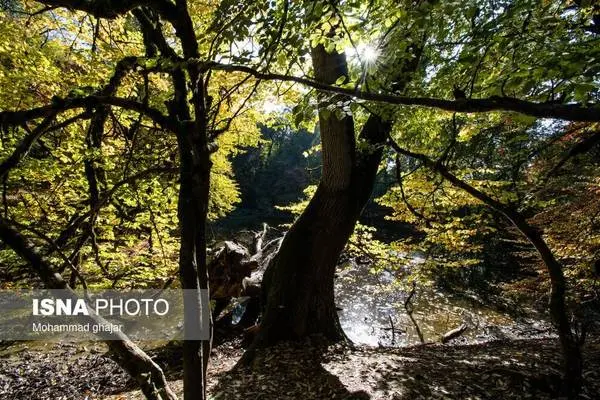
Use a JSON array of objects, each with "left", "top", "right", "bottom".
[
  {"left": 388, "top": 138, "right": 509, "bottom": 214},
  {"left": 35, "top": 0, "right": 179, "bottom": 20},
  {"left": 387, "top": 136, "right": 582, "bottom": 390},
  {"left": 0, "top": 111, "right": 58, "bottom": 179},
  {"left": 8, "top": 219, "right": 89, "bottom": 291},
  {"left": 395, "top": 154, "right": 429, "bottom": 223},
  {"left": 200, "top": 62, "right": 600, "bottom": 122},
  {"left": 0, "top": 216, "right": 177, "bottom": 400},
  {"left": 546, "top": 129, "right": 600, "bottom": 178},
  {"left": 0, "top": 111, "right": 91, "bottom": 180},
  {"left": 0, "top": 54, "right": 169, "bottom": 181}
]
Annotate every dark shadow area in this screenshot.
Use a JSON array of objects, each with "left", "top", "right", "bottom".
[
  {"left": 210, "top": 337, "right": 600, "bottom": 400},
  {"left": 0, "top": 340, "right": 189, "bottom": 399},
  {"left": 2, "top": 337, "right": 600, "bottom": 399},
  {"left": 0, "top": 342, "right": 134, "bottom": 399},
  {"left": 357, "top": 338, "right": 600, "bottom": 399},
  {"left": 211, "top": 341, "right": 370, "bottom": 400}
]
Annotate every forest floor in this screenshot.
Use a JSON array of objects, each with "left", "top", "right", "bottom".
[{"left": 1, "top": 335, "right": 599, "bottom": 399}]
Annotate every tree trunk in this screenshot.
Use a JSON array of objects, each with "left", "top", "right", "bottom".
[
  {"left": 177, "top": 116, "right": 213, "bottom": 400},
  {"left": 450, "top": 169, "right": 582, "bottom": 397},
  {"left": 248, "top": 45, "right": 389, "bottom": 349},
  {"left": 164, "top": 20, "right": 212, "bottom": 394},
  {"left": 511, "top": 218, "right": 582, "bottom": 398},
  {"left": 256, "top": 186, "right": 358, "bottom": 343},
  {"left": 245, "top": 9, "right": 425, "bottom": 355}
]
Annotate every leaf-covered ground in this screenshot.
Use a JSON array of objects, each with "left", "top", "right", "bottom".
[
  {"left": 0, "top": 342, "right": 132, "bottom": 399},
  {"left": 1, "top": 337, "right": 599, "bottom": 399},
  {"left": 208, "top": 338, "right": 600, "bottom": 400}
]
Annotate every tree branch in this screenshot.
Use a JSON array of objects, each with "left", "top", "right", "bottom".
[
  {"left": 0, "top": 215, "right": 177, "bottom": 400},
  {"left": 1, "top": 95, "right": 173, "bottom": 130},
  {"left": 199, "top": 62, "right": 600, "bottom": 122},
  {"left": 35, "top": 0, "right": 147, "bottom": 18},
  {"left": 52, "top": 166, "right": 178, "bottom": 251},
  {"left": 0, "top": 111, "right": 58, "bottom": 179},
  {"left": 34, "top": 0, "right": 178, "bottom": 21},
  {"left": 546, "top": 129, "right": 600, "bottom": 178},
  {"left": 388, "top": 137, "right": 511, "bottom": 214}
]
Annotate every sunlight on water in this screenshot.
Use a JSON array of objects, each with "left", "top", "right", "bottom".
[{"left": 335, "top": 259, "right": 552, "bottom": 347}]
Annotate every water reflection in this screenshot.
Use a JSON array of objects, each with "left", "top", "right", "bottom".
[{"left": 335, "top": 260, "right": 553, "bottom": 346}]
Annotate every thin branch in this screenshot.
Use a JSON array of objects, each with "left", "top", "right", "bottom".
[
  {"left": 395, "top": 154, "right": 429, "bottom": 223},
  {"left": 260, "top": 0, "right": 289, "bottom": 68},
  {"left": 51, "top": 166, "right": 178, "bottom": 254},
  {"left": 9, "top": 219, "right": 89, "bottom": 291},
  {"left": 388, "top": 136, "right": 509, "bottom": 214}
]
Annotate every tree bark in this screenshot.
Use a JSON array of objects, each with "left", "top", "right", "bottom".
[
  {"left": 251, "top": 45, "right": 354, "bottom": 345},
  {"left": 134, "top": 6, "right": 213, "bottom": 398},
  {"left": 175, "top": 103, "right": 213, "bottom": 400},
  {"left": 245, "top": 10, "right": 427, "bottom": 352},
  {"left": 247, "top": 44, "right": 390, "bottom": 350}
]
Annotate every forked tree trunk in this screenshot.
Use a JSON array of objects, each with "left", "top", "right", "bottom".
[
  {"left": 245, "top": 12, "right": 427, "bottom": 350},
  {"left": 176, "top": 109, "right": 213, "bottom": 400}
]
